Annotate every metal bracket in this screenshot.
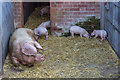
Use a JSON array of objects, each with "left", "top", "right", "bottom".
[{"left": 105, "top": 2, "right": 110, "bottom": 11}]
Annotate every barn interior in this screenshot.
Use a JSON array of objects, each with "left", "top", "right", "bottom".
[
  {"left": 23, "top": 2, "right": 50, "bottom": 25},
  {"left": 1, "top": 2, "right": 120, "bottom": 78}
]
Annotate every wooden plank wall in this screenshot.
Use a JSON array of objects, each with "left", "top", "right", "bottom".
[
  {"left": 101, "top": 2, "right": 120, "bottom": 58},
  {"left": 118, "top": 2, "right": 120, "bottom": 59}
]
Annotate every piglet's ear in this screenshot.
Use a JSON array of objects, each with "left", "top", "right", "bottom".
[
  {"left": 34, "top": 28, "right": 38, "bottom": 35},
  {"left": 22, "top": 43, "right": 36, "bottom": 56}
]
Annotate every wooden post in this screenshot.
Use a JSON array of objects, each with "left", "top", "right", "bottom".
[
  {"left": 118, "top": 2, "right": 120, "bottom": 58},
  {"left": 0, "top": 25, "right": 3, "bottom": 76},
  {"left": 100, "top": 2, "right": 105, "bottom": 30},
  {"left": 0, "top": 1, "right": 3, "bottom": 75}
]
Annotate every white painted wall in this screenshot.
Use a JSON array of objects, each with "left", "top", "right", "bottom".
[
  {"left": 0, "top": 2, "right": 15, "bottom": 74},
  {"left": 0, "top": 0, "right": 3, "bottom": 75}
]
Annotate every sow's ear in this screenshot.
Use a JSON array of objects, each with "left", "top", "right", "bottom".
[
  {"left": 34, "top": 41, "right": 45, "bottom": 51},
  {"left": 22, "top": 42, "right": 36, "bottom": 56}
]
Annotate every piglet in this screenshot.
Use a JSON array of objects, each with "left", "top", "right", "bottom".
[
  {"left": 91, "top": 30, "right": 107, "bottom": 41},
  {"left": 39, "top": 21, "right": 50, "bottom": 28},
  {"left": 70, "top": 26, "right": 89, "bottom": 38},
  {"left": 34, "top": 26, "right": 48, "bottom": 40},
  {"left": 40, "top": 6, "right": 50, "bottom": 16}
]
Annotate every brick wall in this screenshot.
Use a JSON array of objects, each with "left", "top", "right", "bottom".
[
  {"left": 50, "top": 2, "right": 100, "bottom": 36},
  {"left": 12, "top": 2, "right": 100, "bottom": 36},
  {"left": 13, "top": 2, "right": 24, "bottom": 28}
]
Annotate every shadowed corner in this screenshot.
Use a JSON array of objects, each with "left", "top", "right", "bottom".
[
  {"left": 0, "top": 69, "right": 3, "bottom": 79},
  {"left": 0, "top": 54, "right": 3, "bottom": 77},
  {"left": 0, "top": 70, "right": 3, "bottom": 75}
]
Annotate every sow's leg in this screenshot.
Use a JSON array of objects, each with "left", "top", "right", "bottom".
[{"left": 11, "top": 42, "right": 20, "bottom": 67}]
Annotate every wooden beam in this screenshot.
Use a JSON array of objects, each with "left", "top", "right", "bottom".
[
  {"left": 0, "top": 1, "right": 3, "bottom": 76},
  {"left": 100, "top": 2, "right": 105, "bottom": 30}
]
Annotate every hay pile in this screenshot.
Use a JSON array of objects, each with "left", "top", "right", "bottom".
[
  {"left": 2, "top": 7, "right": 120, "bottom": 78},
  {"left": 24, "top": 7, "right": 50, "bottom": 30},
  {"left": 3, "top": 36, "right": 120, "bottom": 78}
]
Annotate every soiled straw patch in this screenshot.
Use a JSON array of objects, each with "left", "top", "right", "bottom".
[{"left": 2, "top": 7, "right": 120, "bottom": 78}]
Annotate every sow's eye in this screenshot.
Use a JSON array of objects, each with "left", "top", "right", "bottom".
[
  {"left": 38, "top": 32, "right": 40, "bottom": 34},
  {"left": 25, "top": 48, "right": 29, "bottom": 51},
  {"left": 23, "top": 54, "right": 35, "bottom": 59},
  {"left": 24, "top": 48, "right": 31, "bottom": 53}
]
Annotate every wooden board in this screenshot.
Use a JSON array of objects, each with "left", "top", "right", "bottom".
[
  {"left": 101, "top": 2, "right": 120, "bottom": 58},
  {"left": 0, "top": 1, "right": 3, "bottom": 75}
]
